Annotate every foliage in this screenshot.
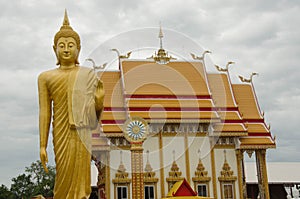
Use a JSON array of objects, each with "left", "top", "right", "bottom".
[
  {"left": 25, "top": 160, "right": 55, "bottom": 197},
  {"left": 10, "top": 174, "right": 35, "bottom": 198},
  {"left": 0, "top": 184, "right": 15, "bottom": 199},
  {"left": 0, "top": 160, "right": 55, "bottom": 199}
]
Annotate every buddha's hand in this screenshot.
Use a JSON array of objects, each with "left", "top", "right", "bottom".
[{"left": 40, "top": 147, "right": 49, "bottom": 173}]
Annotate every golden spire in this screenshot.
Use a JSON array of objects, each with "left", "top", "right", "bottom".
[
  {"left": 159, "top": 22, "right": 164, "bottom": 49},
  {"left": 147, "top": 22, "right": 176, "bottom": 64},
  {"left": 59, "top": 9, "right": 73, "bottom": 31},
  {"left": 144, "top": 150, "right": 153, "bottom": 172},
  {"left": 63, "top": 9, "right": 70, "bottom": 26},
  {"left": 117, "top": 151, "right": 126, "bottom": 173}
]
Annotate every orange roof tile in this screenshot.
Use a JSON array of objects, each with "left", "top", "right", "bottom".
[
  {"left": 208, "top": 73, "right": 237, "bottom": 108},
  {"left": 92, "top": 137, "right": 109, "bottom": 148},
  {"left": 214, "top": 123, "right": 247, "bottom": 133},
  {"left": 239, "top": 136, "right": 276, "bottom": 149},
  {"left": 218, "top": 111, "right": 242, "bottom": 121},
  {"left": 122, "top": 61, "right": 210, "bottom": 96},
  {"left": 129, "top": 111, "right": 218, "bottom": 120},
  {"left": 232, "top": 84, "right": 263, "bottom": 120},
  {"left": 246, "top": 123, "right": 270, "bottom": 134},
  {"left": 128, "top": 99, "right": 213, "bottom": 108},
  {"left": 102, "top": 124, "right": 123, "bottom": 133},
  {"left": 99, "top": 71, "right": 124, "bottom": 108},
  {"left": 101, "top": 111, "right": 126, "bottom": 121}
]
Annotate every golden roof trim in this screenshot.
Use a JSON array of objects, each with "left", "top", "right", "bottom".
[
  {"left": 239, "top": 144, "right": 276, "bottom": 149},
  {"left": 212, "top": 132, "right": 248, "bottom": 137},
  {"left": 147, "top": 119, "right": 220, "bottom": 123}
]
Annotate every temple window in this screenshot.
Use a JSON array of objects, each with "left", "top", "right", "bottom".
[
  {"left": 197, "top": 183, "right": 208, "bottom": 196},
  {"left": 144, "top": 185, "right": 155, "bottom": 199},
  {"left": 222, "top": 183, "right": 234, "bottom": 199},
  {"left": 117, "top": 186, "right": 128, "bottom": 199}
]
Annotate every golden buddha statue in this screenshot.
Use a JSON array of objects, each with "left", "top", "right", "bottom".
[{"left": 38, "top": 10, "right": 104, "bottom": 199}]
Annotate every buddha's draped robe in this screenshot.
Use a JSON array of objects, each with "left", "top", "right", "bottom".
[{"left": 38, "top": 66, "right": 101, "bottom": 199}]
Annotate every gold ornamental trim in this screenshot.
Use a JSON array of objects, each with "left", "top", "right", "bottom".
[
  {"left": 218, "top": 150, "right": 237, "bottom": 182},
  {"left": 239, "top": 144, "right": 276, "bottom": 149},
  {"left": 212, "top": 132, "right": 248, "bottom": 137},
  {"left": 192, "top": 158, "right": 211, "bottom": 183}
]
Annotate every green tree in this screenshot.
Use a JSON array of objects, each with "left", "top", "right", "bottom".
[
  {"left": 25, "top": 160, "right": 55, "bottom": 197},
  {"left": 10, "top": 174, "right": 34, "bottom": 198},
  {"left": 8, "top": 160, "right": 55, "bottom": 199},
  {"left": 0, "top": 184, "right": 14, "bottom": 199}
]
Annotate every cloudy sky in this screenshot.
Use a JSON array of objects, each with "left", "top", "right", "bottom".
[{"left": 0, "top": 0, "right": 299, "bottom": 187}]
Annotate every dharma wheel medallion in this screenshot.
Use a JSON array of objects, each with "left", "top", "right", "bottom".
[{"left": 123, "top": 117, "right": 148, "bottom": 142}]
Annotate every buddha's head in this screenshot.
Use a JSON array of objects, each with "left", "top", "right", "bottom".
[{"left": 53, "top": 10, "right": 81, "bottom": 65}]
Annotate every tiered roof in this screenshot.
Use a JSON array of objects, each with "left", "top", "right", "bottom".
[{"left": 93, "top": 53, "right": 275, "bottom": 150}]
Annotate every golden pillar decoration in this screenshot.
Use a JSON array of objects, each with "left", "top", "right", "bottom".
[
  {"left": 255, "top": 149, "right": 270, "bottom": 199},
  {"left": 123, "top": 117, "right": 148, "bottom": 199},
  {"left": 236, "top": 149, "right": 247, "bottom": 199},
  {"left": 105, "top": 152, "right": 111, "bottom": 199},
  {"left": 159, "top": 131, "right": 166, "bottom": 197},
  {"left": 130, "top": 143, "right": 144, "bottom": 199},
  {"left": 184, "top": 133, "right": 191, "bottom": 183},
  {"left": 210, "top": 140, "right": 218, "bottom": 199}
]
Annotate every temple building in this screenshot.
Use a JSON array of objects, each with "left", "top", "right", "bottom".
[{"left": 91, "top": 27, "right": 276, "bottom": 199}]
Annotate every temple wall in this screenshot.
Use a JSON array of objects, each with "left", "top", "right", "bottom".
[
  {"left": 188, "top": 136, "right": 213, "bottom": 197},
  {"left": 107, "top": 137, "right": 241, "bottom": 199},
  {"left": 214, "top": 148, "right": 239, "bottom": 199},
  {"left": 162, "top": 136, "right": 186, "bottom": 195},
  {"left": 109, "top": 149, "right": 132, "bottom": 199},
  {"left": 143, "top": 136, "right": 160, "bottom": 197}
]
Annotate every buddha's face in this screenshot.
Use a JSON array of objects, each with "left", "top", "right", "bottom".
[{"left": 54, "top": 37, "right": 79, "bottom": 65}]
